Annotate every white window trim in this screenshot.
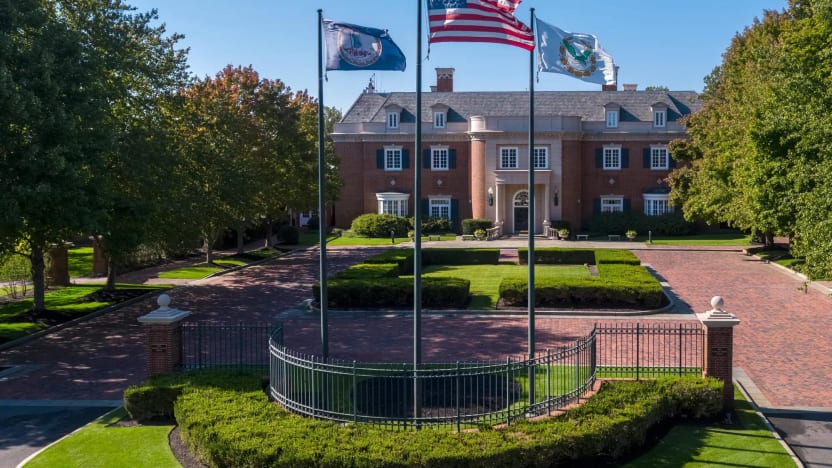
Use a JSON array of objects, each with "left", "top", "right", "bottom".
[
  {"left": 606, "top": 110, "right": 619, "bottom": 128},
  {"left": 500, "top": 147, "right": 519, "bottom": 169},
  {"left": 384, "top": 146, "right": 403, "bottom": 171},
  {"left": 428, "top": 197, "right": 451, "bottom": 220},
  {"left": 600, "top": 196, "right": 624, "bottom": 213},
  {"left": 643, "top": 194, "right": 673, "bottom": 216},
  {"left": 376, "top": 192, "right": 410, "bottom": 217},
  {"left": 603, "top": 145, "right": 622, "bottom": 170},
  {"left": 387, "top": 111, "right": 399, "bottom": 129},
  {"left": 650, "top": 145, "right": 669, "bottom": 170},
  {"left": 433, "top": 111, "right": 445, "bottom": 128},
  {"left": 653, "top": 110, "right": 666, "bottom": 128},
  {"left": 533, "top": 147, "right": 548, "bottom": 169},
  {"left": 431, "top": 146, "right": 449, "bottom": 171}
]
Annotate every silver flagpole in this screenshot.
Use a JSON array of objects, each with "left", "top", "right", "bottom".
[
  {"left": 413, "top": 0, "right": 423, "bottom": 425},
  {"left": 316, "top": 9, "right": 329, "bottom": 361},
  {"left": 527, "top": 7, "right": 536, "bottom": 410}
]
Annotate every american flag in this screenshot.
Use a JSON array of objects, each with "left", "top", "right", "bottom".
[{"left": 428, "top": 0, "right": 534, "bottom": 51}]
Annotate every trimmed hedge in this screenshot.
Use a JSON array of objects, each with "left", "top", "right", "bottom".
[
  {"left": 461, "top": 218, "right": 493, "bottom": 235},
  {"left": 315, "top": 277, "right": 470, "bottom": 308},
  {"left": 518, "top": 248, "right": 595, "bottom": 265},
  {"left": 422, "top": 248, "right": 499, "bottom": 265},
  {"left": 333, "top": 263, "right": 400, "bottom": 280},
  {"left": 125, "top": 371, "right": 723, "bottom": 467},
  {"left": 350, "top": 213, "right": 410, "bottom": 238},
  {"left": 595, "top": 249, "right": 641, "bottom": 265}
]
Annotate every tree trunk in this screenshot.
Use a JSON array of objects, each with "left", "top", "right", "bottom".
[
  {"left": 764, "top": 231, "right": 775, "bottom": 248},
  {"left": 30, "top": 243, "right": 46, "bottom": 315},
  {"left": 105, "top": 256, "right": 117, "bottom": 291},
  {"left": 265, "top": 219, "right": 274, "bottom": 249},
  {"left": 236, "top": 222, "right": 245, "bottom": 254},
  {"left": 205, "top": 234, "right": 215, "bottom": 264}
]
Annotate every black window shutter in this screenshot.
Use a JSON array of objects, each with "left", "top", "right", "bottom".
[
  {"left": 643, "top": 148, "right": 651, "bottom": 168},
  {"left": 402, "top": 149, "right": 410, "bottom": 169},
  {"left": 669, "top": 155, "right": 677, "bottom": 168},
  {"left": 595, "top": 148, "right": 603, "bottom": 168},
  {"left": 624, "top": 198, "right": 632, "bottom": 212},
  {"left": 593, "top": 198, "right": 601, "bottom": 214},
  {"left": 422, "top": 199, "right": 430, "bottom": 217},
  {"left": 621, "top": 148, "right": 629, "bottom": 168},
  {"left": 451, "top": 199, "right": 460, "bottom": 232},
  {"left": 423, "top": 149, "right": 431, "bottom": 169},
  {"left": 449, "top": 149, "right": 457, "bottom": 169},
  {"left": 376, "top": 149, "right": 384, "bottom": 169}
]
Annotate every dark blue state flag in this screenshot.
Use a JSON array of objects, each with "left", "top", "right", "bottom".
[{"left": 323, "top": 20, "right": 406, "bottom": 71}]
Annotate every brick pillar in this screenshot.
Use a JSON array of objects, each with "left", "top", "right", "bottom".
[
  {"left": 91, "top": 236, "right": 108, "bottom": 277},
  {"left": 138, "top": 294, "right": 190, "bottom": 377},
  {"left": 48, "top": 245, "right": 70, "bottom": 286},
  {"left": 696, "top": 296, "right": 741, "bottom": 411}
]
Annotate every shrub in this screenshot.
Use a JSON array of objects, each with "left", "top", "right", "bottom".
[
  {"left": 306, "top": 215, "right": 319, "bottom": 230},
  {"left": 518, "top": 248, "right": 595, "bottom": 265},
  {"left": 422, "top": 248, "right": 499, "bottom": 265},
  {"left": 157, "top": 371, "right": 724, "bottom": 467},
  {"left": 461, "top": 218, "right": 493, "bottom": 235},
  {"left": 474, "top": 228, "right": 486, "bottom": 239},
  {"left": 316, "top": 277, "right": 470, "bottom": 309},
  {"left": 548, "top": 219, "right": 570, "bottom": 230},
  {"left": 350, "top": 213, "right": 410, "bottom": 238},
  {"left": 276, "top": 225, "right": 299, "bottom": 244},
  {"left": 589, "top": 211, "right": 694, "bottom": 236},
  {"left": 419, "top": 216, "right": 452, "bottom": 234},
  {"left": 595, "top": 249, "right": 641, "bottom": 265},
  {"left": 333, "top": 263, "right": 400, "bottom": 280}
]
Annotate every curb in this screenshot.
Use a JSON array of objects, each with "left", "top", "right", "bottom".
[{"left": 744, "top": 251, "right": 832, "bottom": 296}]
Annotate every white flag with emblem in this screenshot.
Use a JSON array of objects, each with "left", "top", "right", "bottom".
[{"left": 535, "top": 17, "right": 615, "bottom": 85}]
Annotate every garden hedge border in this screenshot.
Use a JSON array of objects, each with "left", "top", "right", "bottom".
[{"left": 124, "top": 371, "right": 723, "bottom": 467}]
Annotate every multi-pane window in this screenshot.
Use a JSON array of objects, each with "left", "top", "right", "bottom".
[
  {"left": 434, "top": 112, "right": 445, "bottom": 128},
  {"left": 431, "top": 147, "right": 449, "bottom": 170},
  {"left": 601, "top": 197, "right": 623, "bottom": 213},
  {"left": 533, "top": 147, "right": 548, "bottom": 169},
  {"left": 387, "top": 112, "right": 399, "bottom": 129},
  {"left": 606, "top": 110, "right": 619, "bottom": 128},
  {"left": 651, "top": 146, "right": 669, "bottom": 169},
  {"left": 429, "top": 198, "right": 451, "bottom": 219},
  {"left": 500, "top": 147, "right": 518, "bottom": 169},
  {"left": 653, "top": 110, "right": 666, "bottom": 128},
  {"left": 644, "top": 196, "right": 673, "bottom": 216},
  {"left": 603, "top": 147, "right": 621, "bottom": 170},
  {"left": 376, "top": 193, "right": 409, "bottom": 216},
  {"left": 385, "top": 148, "right": 402, "bottom": 170}
]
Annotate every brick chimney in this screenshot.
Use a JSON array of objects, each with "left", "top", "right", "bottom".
[
  {"left": 602, "top": 84, "right": 617, "bottom": 91},
  {"left": 622, "top": 83, "right": 638, "bottom": 91},
  {"left": 435, "top": 67, "right": 455, "bottom": 92}
]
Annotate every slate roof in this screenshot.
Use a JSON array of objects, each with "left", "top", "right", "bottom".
[{"left": 340, "top": 90, "right": 702, "bottom": 125}]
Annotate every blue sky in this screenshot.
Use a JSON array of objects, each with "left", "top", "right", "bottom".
[{"left": 129, "top": 1, "right": 786, "bottom": 113}]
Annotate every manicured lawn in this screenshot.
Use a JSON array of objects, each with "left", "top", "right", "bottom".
[
  {"left": 416, "top": 264, "right": 590, "bottom": 309},
  {"left": 157, "top": 257, "right": 248, "bottom": 280},
  {"left": 649, "top": 232, "right": 753, "bottom": 246},
  {"left": 25, "top": 407, "right": 179, "bottom": 468},
  {"left": 299, "top": 232, "right": 456, "bottom": 246},
  {"left": 624, "top": 387, "right": 796, "bottom": 467},
  {"left": 0, "top": 283, "right": 167, "bottom": 343},
  {"left": 67, "top": 247, "right": 94, "bottom": 278}
]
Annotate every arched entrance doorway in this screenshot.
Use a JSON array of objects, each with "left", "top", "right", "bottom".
[{"left": 513, "top": 190, "right": 529, "bottom": 232}]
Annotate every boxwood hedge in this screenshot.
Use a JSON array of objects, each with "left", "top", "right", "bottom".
[{"left": 124, "top": 371, "right": 723, "bottom": 467}]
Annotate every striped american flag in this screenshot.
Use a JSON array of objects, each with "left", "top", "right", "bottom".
[{"left": 428, "top": 0, "right": 534, "bottom": 51}]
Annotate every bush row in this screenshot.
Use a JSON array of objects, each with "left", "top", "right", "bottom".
[
  {"left": 350, "top": 213, "right": 411, "bottom": 238},
  {"left": 314, "top": 277, "right": 470, "bottom": 308},
  {"left": 461, "top": 218, "right": 493, "bottom": 235},
  {"left": 589, "top": 211, "right": 694, "bottom": 236},
  {"left": 124, "top": 371, "right": 723, "bottom": 467},
  {"left": 499, "top": 273, "right": 665, "bottom": 309},
  {"left": 517, "top": 248, "right": 641, "bottom": 266}
]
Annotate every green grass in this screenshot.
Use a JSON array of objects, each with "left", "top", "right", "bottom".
[
  {"left": 0, "top": 283, "right": 167, "bottom": 343},
  {"left": 414, "top": 264, "right": 590, "bottom": 309},
  {"left": 67, "top": 247, "right": 94, "bottom": 278},
  {"left": 624, "top": 387, "right": 796, "bottom": 467},
  {"left": 157, "top": 257, "right": 247, "bottom": 280},
  {"left": 648, "top": 232, "right": 753, "bottom": 246},
  {"left": 24, "top": 407, "right": 179, "bottom": 468}
]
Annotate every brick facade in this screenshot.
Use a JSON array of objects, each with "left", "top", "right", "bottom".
[{"left": 144, "top": 322, "right": 184, "bottom": 377}]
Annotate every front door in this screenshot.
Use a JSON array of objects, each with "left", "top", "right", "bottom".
[{"left": 513, "top": 190, "right": 529, "bottom": 232}]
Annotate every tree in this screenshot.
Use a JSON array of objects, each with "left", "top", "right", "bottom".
[{"left": 0, "top": 0, "right": 110, "bottom": 313}]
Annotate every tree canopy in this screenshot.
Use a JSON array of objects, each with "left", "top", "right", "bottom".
[{"left": 668, "top": 0, "right": 832, "bottom": 277}]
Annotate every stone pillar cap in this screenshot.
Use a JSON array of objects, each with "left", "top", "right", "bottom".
[
  {"left": 696, "top": 296, "right": 740, "bottom": 328},
  {"left": 138, "top": 294, "right": 190, "bottom": 324}
]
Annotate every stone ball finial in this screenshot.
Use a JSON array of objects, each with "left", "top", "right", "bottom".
[
  {"left": 710, "top": 296, "right": 724, "bottom": 311},
  {"left": 157, "top": 294, "right": 171, "bottom": 308}
]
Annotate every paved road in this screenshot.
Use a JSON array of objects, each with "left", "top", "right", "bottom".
[{"left": 1, "top": 242, "right": 830, "bottom": 466}]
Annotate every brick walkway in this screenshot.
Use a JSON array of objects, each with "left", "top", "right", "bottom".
[{"left": 1, "top": 244, "right": 829, "bottom": 411}]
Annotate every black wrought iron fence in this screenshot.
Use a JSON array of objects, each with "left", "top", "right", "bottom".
[{"left": 181, "top": 322, "right": 282, "bottom": 370}]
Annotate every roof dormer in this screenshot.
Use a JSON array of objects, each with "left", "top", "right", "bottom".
[
  {"left": 604, "top": 102, "right": 620, "bottom": 128},
  {"left": 650, "top": 102, "right": 668, "bottom": 128}
]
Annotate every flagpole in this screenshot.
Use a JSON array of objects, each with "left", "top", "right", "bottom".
[
  {"left": 413, "top": 0, "right": 423, "bottom": 425},
  {"left": 316, "top": 9, "right": 329, "bottom": 361},
  {"left": 527, "top": 7, "right": 536, "bottom": 410}
]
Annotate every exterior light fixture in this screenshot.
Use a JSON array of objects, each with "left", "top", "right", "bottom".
[
  {"left": 487, "top": 187, "right": 494, "bottom": 206},
  {"left": 553, "top": 190, "right": 559, "bottom": 207}
]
